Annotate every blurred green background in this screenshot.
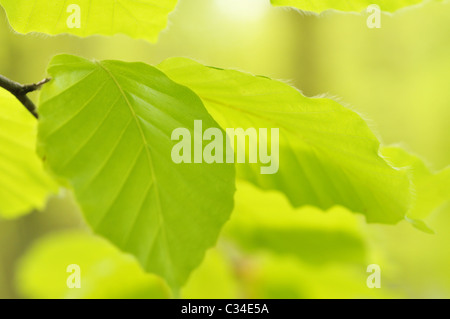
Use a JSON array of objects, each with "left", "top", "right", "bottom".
[{"left": 0, "top": 0, "right": 449, "bottom": 298}]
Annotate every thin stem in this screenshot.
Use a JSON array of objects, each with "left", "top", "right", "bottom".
[{"left": 0, "top": 74, "right": 50, "bottom": 119}]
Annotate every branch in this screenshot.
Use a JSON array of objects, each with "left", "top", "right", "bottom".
[{"left": 0, "top": 74, "right": 51, "bottom": 119}]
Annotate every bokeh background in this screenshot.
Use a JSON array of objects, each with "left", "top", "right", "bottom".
[{"left": 0, "top": 0, "right": 449, "bottom": 298}]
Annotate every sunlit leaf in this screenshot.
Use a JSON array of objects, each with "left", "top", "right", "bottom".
[
  {"left": 382, "top": 146, "right": 450, "bottom": 222},
  {"left": 270, "top": 0, "right": 425, "bottom": 13},
  {"left": 15, "top": 231, "right": 171, "bottom": 298},
  {"left": 0, "top": 88, "right": 57, "bottom": 219},
  {"left": 0, "top": 0, "right": 177, "bottom": 42},
  {"left": 37, "top": 54, "right": 235, "bottom": 288},
  {"left": 159, "top": 57, "right": 411, "bottom": 224}
]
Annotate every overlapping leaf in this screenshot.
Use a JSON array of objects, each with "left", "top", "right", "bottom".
[
  {"left": 0, "top": 88, "right": 57, "bottom": 219},
  {"left": 270, "top": 0, "right": 425, "bottom": 13},
  {"left": 16, "top": 231, "right": 171, "bottom": 298},
  {"left": 159, "top": 57, "right": 411, "bottom": 224},
  {"left": 382, "top": 146, "right": 450, "bottom": 223},
  {"left": 0, "top": 0, "right": 177, "bottom": 42},
  {"left": 37, "top": 54, "right": 235, "bottom": 288}
]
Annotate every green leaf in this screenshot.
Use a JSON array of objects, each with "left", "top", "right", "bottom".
[
  {"left": 0, "top": 88, "right": 57, "bottom": 219},
  {"left": 224, "top": 181, "right": 367, "bottom": 264},
  {"left": 159, "top": 57, "right": 411, "bottom": 224},
  {"left": 270, "top": 0, "right": 425, "bottom": 13},
  {"left": 37, "top": 54, "right": 235, "bottom": 288},
  {"left": 0, "top": 0, "right": 177, "bottom": 42},
  {"left": 15, "top": 231, "right": 172, "bottom": 298},
  {"left": 382, "top": 146, "right": 450, "bottom": 221}
]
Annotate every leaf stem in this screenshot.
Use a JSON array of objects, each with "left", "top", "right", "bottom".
[{"left": 0, "top": 74, "right": 51, "bottom": 119}]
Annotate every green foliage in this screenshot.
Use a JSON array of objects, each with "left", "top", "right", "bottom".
[
  {"left": 37, "top": 54, "right": 235, "bottom": 288},
  {"left": 270, "top": 0, "right": 425, "bottom": 13},
  {"left": 182, "top": 248, "right": 399, "bottom": 299},
  {"left": 224, "top": 181, "right": 367, "bottom": 264},
  {"left": 0, "top": 0, "right": 177, "bottom": 42},
  {"left": 0, "top": 88, "right": 57, "bottom": 219},
  {"left": 0, "top": 0, "right": 449, "bottom": 300},
  {"left": 382, "top": 146, "right": 450, "bottom": 228},
  {"left": 15, "top": 231, "right": 171, "bottom": 298},
  {"left": 159, "top": 57, "right": 411, "bottom": 224},
  {"left": 237, "top": 252, "right": 400, "bottom": 299},
  {"left": 182, "top": 249, "right": 240, "bottom": 299}
]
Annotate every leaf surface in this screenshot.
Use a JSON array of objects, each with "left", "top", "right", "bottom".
[
  {"left": 382, "top": 146, "right": 450, "bottom": 223},
  {"left": 270, "top": 0, "right": 425, "bottom": 13},
  {"left": 159, "top": 57, "right": 411, "bottom": 224},
  {"left": 0, "top": 0, "right": 177, "bottom": 42},
  {"left": 38, "top": 54, "right": 235, "bottom": 287},
  {"left": 0, "top": 88, "right": 56, "bottom": 219}
]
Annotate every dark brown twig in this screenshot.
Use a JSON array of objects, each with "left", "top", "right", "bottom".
[{"left": 0, "top": 75, "right": 51, "bottom": 119}]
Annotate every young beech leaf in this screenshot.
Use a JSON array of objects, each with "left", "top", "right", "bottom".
[
  {"left": 37, "top": 54, "right": 235, "bottom": 288},
  {"left": 0, "top": 0, "right": 177, "bottom": 42},
  {"left": 224, "top": 181, "right": 367, "bottom": 264},
  {"left": 382, "top": 146, "right": 450, "bottom": 221},
  {"left": 270, "top": 0, "right": 425, "bottom": 13},
  {"left": 0, "top": 88, "right": 57, "bottom": 219},
  {"left": 16, "top": 231, "right": 172, "bottom": 299},
  {"left": 158, "top": 57, "right": 411, "bottom": 224}
]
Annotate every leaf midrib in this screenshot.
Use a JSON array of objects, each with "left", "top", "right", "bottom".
[{"left": 95, "top": 61, "right": 175, "bottom": 280}]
